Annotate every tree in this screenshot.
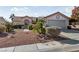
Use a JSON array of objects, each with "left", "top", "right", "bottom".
[
  {"left": 71, "top": 6, "right": 79, "bottom": 20},
  {"left": 9, "top": 14, "right": 15, "bottom": 24},
  {"left": 32, "top": 18, "right": 46, "bottom": 34},
  {"left": 71, "top": 6, "right": 79, "bottom": 26}
]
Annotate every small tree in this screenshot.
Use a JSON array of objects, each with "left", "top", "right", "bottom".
[
  {"left": 71, "top": 6, "right": 79, "bottom": 26},
  {"left": 33, "top": 18, "right": 46, "bottom": 34},
  {"left": 9, "top": 14, "right": 15, "bottom": 25}
]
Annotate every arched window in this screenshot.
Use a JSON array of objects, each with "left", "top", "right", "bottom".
[{"left": 24, "top": 19, "right": 29, "bottom": 25}]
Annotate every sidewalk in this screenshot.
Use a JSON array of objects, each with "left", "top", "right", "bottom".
[{"left": 0, "top": 41, "right": 79, "bottom": 52}]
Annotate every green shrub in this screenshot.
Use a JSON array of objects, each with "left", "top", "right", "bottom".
[
  {"left": 40, "top": 28, "right": 46, "bottom": 34},
  {"left": 31, "top": 18, "right": 46, "bottom": 34},
  {"left": 28, "top": 25, "right": 33, "bottom": 30},
  {"left": 33, "top": 21, "right": 46, "bottom": 34},
  {"left": 5, "top": 22, "right": 14, "bottom": 32}
]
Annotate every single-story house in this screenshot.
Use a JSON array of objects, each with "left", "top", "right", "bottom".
[
  {"left": 13, "top": 12, "right": 69, "bottom": 29},
  {"left": 44, "top": 12, "right": 70, "bottom": 29}
]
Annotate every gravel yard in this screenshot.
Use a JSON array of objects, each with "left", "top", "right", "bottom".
[
  {"left": 0, "top": 30, "right": 54, "bottom": 48},
  {"left": 0, "top": 29, "right": 78, "bottom": 48}
]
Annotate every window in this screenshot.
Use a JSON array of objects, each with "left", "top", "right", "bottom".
[
  {"left": 24, "top": 19, "right": 29, "bottom": 25},
  {"left": 56, "top": 15, "right": 60, "bottom": 19}
]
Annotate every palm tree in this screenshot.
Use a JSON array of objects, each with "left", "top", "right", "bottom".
[
  {"left": 9, "top": 14, "right": 15, "bottom": 31},
  {"left": 9, "top": 14, "right": 15, "bottom": 24}
]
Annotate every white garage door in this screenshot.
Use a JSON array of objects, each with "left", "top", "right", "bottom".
[{"left": 47, "top": 20, "right": 67, "bottom": 28}]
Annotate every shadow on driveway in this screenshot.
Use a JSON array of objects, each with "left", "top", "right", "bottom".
[{"left": 55, "top": 36, "right": 79, "bottom": 45}]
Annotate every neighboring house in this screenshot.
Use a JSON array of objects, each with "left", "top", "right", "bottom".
[
  {"left": 44, "top": 12, "right": 69, "bottom": 29},
  {"left": 0, "top": 17, "right": 5, "bottom": 25},
  {"left": 13, "top": 16, "right": 33, "bottom": 28},
  {"left": 13, "top": 16, "right": 44, "bottom": 29}
]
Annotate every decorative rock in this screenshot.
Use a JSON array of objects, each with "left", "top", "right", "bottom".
[
  {"left": 46, "top": 26, "right": 61, "bottom": 37},
  {"left": 23, "top": 29, "right": 30, "bottom": 32}
]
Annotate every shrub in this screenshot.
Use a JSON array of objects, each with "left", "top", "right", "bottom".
[
  {"left": 28, "top": 25, "right": 33, "bottom": 30},
  {"left": 31, "top": 18, "right": 46, "bottom": 35},
  {"left": 36, "top": 27, "right": 46, "bottom": 34},
  {"left": 5, "top": 22, "right": 14, "bottom": 32},
  {"left": 40, "top": 27, "right": 46, "bottom": 34},
  {"left": 67, "top": 25, "right": 71, "bottom": 29},
  {"left": 46, "top": 27, "right": 61, "bottom": 37},
  {"left": 34, "top": 21, "right": 46, "bottom": 34},
  {"left": 0, "top": 25, "right": 6, "bottom": 33}
]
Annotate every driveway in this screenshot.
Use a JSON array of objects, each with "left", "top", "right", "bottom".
[{"left": 61, "top": 29, "right": 79, "bottom": 40}]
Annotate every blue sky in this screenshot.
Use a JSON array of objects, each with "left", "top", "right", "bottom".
[{"left": 0, "top": 6, "right": 74, "bottom": 21}]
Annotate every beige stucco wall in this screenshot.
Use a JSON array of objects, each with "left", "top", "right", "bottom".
[
  {"left": 45, "top": 13, "right": 69, "bottom": 28},
  {"left": 13, "top": 17, "right": 32, "bottom": 25},
  {"left": 45, "top": 13, "right": 68, "bottom": 20}
]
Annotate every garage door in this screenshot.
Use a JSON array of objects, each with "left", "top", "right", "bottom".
[{"left": 47, "top": 20, "right": 67, "bottom": 28}]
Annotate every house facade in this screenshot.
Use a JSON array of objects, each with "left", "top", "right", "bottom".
[
  {"left": 13, "top": 12, "right": 69, "bottom": 29},
  {"left": 44, "top": 12, "right": 69, "bottom": 28},
  {"left": 13, "top": 16, "right": 33, "bottom": 28}
]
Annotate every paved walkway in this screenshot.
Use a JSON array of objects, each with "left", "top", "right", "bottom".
[{"left": 0, "top": 41, "right": 79, "bottom": 52}]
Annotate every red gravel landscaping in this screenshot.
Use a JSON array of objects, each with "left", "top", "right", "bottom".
[{"left": 0, "top": 30, "right": 54, "bottom": 48}]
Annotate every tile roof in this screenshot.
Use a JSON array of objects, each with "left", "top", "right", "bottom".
[{"left": 44, "top": 12, "right": 70, "bottom": 19}]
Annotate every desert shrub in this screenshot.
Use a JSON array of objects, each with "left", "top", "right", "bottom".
[
  {"left": 5, "top": 22, "right": 14, "bottom": 32},
  {"left": 39, "top": 27, "right": 46, "bottom": 34},
  {"left": 46, "top": 27, "right": 61, "bottom": 37},
  {"left": 0, "top": 25, "right": 6, "bottom": 33},
  {"left": 28, "top": 25, "right": 33, "bottom": 30},
  {"left": 31, "top": 18, "right": 46, "bottom": 35},
  {"left": 34, "top": 21, "right": 46, "bottom": 34}
]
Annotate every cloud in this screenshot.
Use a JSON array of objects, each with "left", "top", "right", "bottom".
[
  {"left": 33, "top": 13, "right": 39, "bottom": 17},
  {"left": 65, "top": 7, "right": 74, "bottom": 14},
  {"left": 10, "top": 7, "right": 30, "bottom": 15},
  {"left": 10, "top": 7, "right": 40, "bottom": 17},
  {"left": 11, "top": 7, "right": 18, "bottom": 12}
]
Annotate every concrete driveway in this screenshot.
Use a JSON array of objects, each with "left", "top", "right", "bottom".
[{"left": 61, "top": 29, "right": 79, "bottom": 40}]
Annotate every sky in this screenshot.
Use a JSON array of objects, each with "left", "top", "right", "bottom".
[{"left": 0, "top": 6, "right": 74, "bottom": 21}]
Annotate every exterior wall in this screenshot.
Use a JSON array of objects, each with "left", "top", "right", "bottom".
[
  {"left": 45, "top": 13, "right": 68, "bottom": 20},
  {"left": 22, "top": 17, "right": 32, "bottom": 24},
  {"left": 45, "top": 13, "right": 69, "bottom": 28},
  {"left": 13, "top": 17, "right": 33, "bottom": 25}
]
